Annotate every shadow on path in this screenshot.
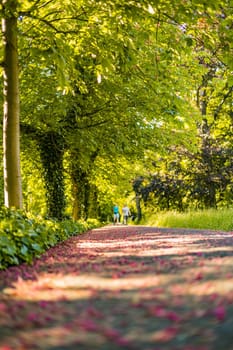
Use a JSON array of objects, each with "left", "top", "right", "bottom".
[{"left": 0, "top": 225, "right": 232, "bottom": 350}]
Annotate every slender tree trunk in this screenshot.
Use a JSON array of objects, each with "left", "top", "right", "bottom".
[
  {"left": 135, "top": 193, "right": 142, "bottom": 222},
  {"left": 88, "top": 187, "right": 98, "bottom": 218},
  {"left": 197, "top": 74, "right": 217, "bottom": 209},
  {"left": 2, "top": 0, "right": 23, "bottom": 208},
  {"left": 71, "top": 167, "right": 89, "bottom": 220},
  {"left": 72, "top": 180, "right": 80, "bottom": 221},
  {"left": 133, "top": 176, "right": 143, "bottom": 222}
]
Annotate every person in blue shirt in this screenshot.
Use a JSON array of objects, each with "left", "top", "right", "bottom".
[{"left": 113, "top": 204, "right": 119, "bottom": 224}]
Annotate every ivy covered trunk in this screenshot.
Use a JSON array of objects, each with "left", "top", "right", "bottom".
[
  {"left": 2, "top": 0, "right": 23, "bottom": 209},
  {"left": 39, "top": 132, "right": 66, "bottom": 220},
  {"left": 71, "top": 166, "right": 90, "bottom": 221}
]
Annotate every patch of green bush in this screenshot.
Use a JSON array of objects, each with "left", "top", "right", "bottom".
[{"left": 0, "top": 207, "right": 101, "bottom": 270}]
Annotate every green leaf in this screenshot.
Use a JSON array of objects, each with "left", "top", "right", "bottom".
[
  {"left": 31, "top": 243, "right": 44, "bottom": 253},
  {"left": 20, "top": 245, "right": 28, "bottom": 256}
]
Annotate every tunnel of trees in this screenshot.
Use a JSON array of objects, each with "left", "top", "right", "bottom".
[{"left": 1, "top": 0, "right": 233, "bottom": 221}]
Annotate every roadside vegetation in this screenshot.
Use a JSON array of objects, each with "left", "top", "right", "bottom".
[
  {"left": 0, "top": 207, "right": 101, "bottom": 270},
  {"left": 1, "top": 206, "right": 232, "bottom": 271},
  {"left": 142, "top": 208, "right": 233, "bottom": 232}
]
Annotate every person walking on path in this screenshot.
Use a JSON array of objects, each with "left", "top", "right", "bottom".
[
  {"left": 113, "top": 204, "right": 120, "bottom": 224},
  {"left": 122, "top": 204, "right": 131, "bottom": 225}
]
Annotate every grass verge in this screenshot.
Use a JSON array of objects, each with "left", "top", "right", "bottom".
[{"left": 142, "top": 208, "right": 233, "bottom": 231}]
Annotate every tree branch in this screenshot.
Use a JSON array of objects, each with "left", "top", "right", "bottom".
[{"left": 214, "top": 85, "right": 233, "bottom": 120}]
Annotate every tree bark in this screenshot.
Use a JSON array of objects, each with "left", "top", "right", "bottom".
[
  {"left": 197, "top": 71, "right": 217, "bottom": 209},
  {"left": 2, "top": 0, "right": 23, "bottom": 209},
  {"left": 39, "top": 131, "right": 66, "bottom": 220},
  {"left": 71, "top": 167, "right": 89, "bottom": 221},
  {"left": 135, "top": 193, "right": 142, "bottom": 222}
]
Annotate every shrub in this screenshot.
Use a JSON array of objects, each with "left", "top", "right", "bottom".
[{"left": 0, "top": 207, "right": 101, "bottom": 270}]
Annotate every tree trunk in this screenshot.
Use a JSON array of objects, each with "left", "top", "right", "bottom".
[
  {"left": 72, "top": 181, "right": 80, "bottom": 221},
  {"left": 2, "top": 0, "right": 23, "bottom": 208},
  {"left": 88, "top": 187, "right": 99, "bottom": 218},
  {"left": 135, "top": 193, "right": 142, "bottom": 222},
  {"left": 197, "top": 71, "right": 217, "bottom": 209},
  {"left": 133, "top": 176, "right": 143, "bottom": 222},
  {"left": 71, "top": 167, "right": 89, "bottom": 221},
  {"left": 39, "top": 132, "right": 66, "bottom": 220}
]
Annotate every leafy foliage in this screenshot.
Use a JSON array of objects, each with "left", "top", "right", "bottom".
[
  {"left": 136, "top": 139, "right": 233, "bottom": 212},
  {"left": 1, "top": 0, "right": 233, "bottom": 218},
  {"left": 0, "top": 207, "right": 101, "bottom": 270}
]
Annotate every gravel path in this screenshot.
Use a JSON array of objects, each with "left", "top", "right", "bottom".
[{"left": 0, "top": 225, "right": 233, "bottom": 350}]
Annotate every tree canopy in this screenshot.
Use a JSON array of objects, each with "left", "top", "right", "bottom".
[{"left": 0, "top": 0, "right": 233, "bottom": 220}]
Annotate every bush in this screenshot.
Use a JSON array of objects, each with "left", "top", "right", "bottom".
[{"left": 0, "top": 207, "right": 101, "bottom": 270}]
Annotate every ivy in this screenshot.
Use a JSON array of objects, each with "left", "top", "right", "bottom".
[{"left": 39, "top": 131, "right": 66, "bottom": 220}]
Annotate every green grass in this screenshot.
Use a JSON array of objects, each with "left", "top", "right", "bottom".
[{"left": 143, "top": 208, "right": 233, "bottom": 231}]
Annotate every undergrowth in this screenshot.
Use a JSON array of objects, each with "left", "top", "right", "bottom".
[{"left": 0, "top": 207, "right": 101, "bottom": 270}]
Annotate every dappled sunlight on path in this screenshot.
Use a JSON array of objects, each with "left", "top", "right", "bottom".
[{"left": 0, "top": 225, "right": 233, "bottom": 349}]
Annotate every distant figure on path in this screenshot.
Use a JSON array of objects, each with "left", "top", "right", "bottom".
[
  {"left": 113, "top": 204, "right": 120, "bottom": 224},
  {"left": 122, "top": 204, "right": 131, "bottom": 225}
]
